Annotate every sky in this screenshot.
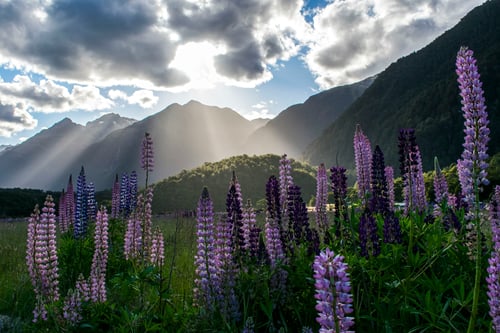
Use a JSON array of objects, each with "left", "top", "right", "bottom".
[{"left": 0, "top": 0, "right": 487, "bottom": 146}]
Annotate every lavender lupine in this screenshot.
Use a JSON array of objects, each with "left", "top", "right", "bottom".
[
  {"left": 266, "top": 175, "right": 285, "bottom": 247},
  {"left": 111, "top": 174, "right": 120, "bottom": 218},
  {"left": 90, "top": 207, "right": 109, "bottom": 303},
  {"left": 242, "top": 199, "right": 259, "bottom": 257},
  {"left": 455, "top": 47, "right": 490, "bottom": 333},
  {"left": 129, "top": 171, "right": 138, "bottom": 212},
  {"left": 313, "top": 248, "right": 354, "bottom": 333},
  {"left": 227, "top": 175, "right": 244, "bottom": 253},
  {"left": 142, "top": 186, "right": 154, "bottom": 259},
  {"left": 384, "top": 166, "right": 395, "bottom": 212},
  {"left": 287, "top": 184, "right": 312, "bottom": 249},
  {"left": 150, "top": 228, "right": 165, "bottom": 267},
  {"left": 433, "top": 157, "right": 450, "bottom": 218},
  {"left": 264, "top": 213, "right": 288, "bottom": 303},
  {"left": 26, "top": 196, "right": 60, "bottom": 322},
  {"left": 86, "top": 182, "right": 97, "bottom": 221},
  {"left": 354, "top": 124, "right": 372, "bottom": 203},
  {"left": 487, "top": 189, "right": 500, "bottom": 332},
  {"left": 193, "top": 187, "right": 217, "bottom": 310},
  {"left": 65, "top": 175, "right": 75, "bottom": 231},
  {"left": 74, "top": 166, "right": 88, "bottom": 238},
  {"left": 141, "top": 132, "right": 154, "bottom": 188},
  {"left": 279, "top": 154, "right": 294, "bottom": 216},
  {"left": 370, "top": 146, "right": 390, "bottom": 215},
  {"left": 63, "top": 274, "right": 89, "bottom": 325},
  {"left": 316, "top": 163, "right": 329, "bottom": 234},
  {"left": 124, "top": 194, "right": 144, "bottom": 260}
]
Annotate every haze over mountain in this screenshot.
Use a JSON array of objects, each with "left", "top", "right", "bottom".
[
  {"left": 244, "top": 76, "right": 374, "bottom": 157},
  {"left": 0, "top": 114, "right": 136, "bottom": 189},
  {"left": 305, "top": 0, "right": 500, "bottom": 173}
]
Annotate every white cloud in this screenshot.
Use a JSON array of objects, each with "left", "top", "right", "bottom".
[
  {"left": 107, "top": 89, "right": 159, "bottom": 108},
  {"left": 0, "top": 75, "right": 114, "bottom": 113},
  {"left": 108, "top": 89, "right": 128, "bottom": 101},
  {"left": 244, "top": 100, "right": 277, "bottom": 120},
  {"left": 0, "top": 102, "right": 37, "bottom": 137},
  {"left": 304, "top": 0, "right": 487, "bottom": 88}
]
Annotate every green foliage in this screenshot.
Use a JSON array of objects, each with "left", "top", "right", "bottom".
[
  {"left": 152, "top": 154, "right": 317, "bottom": 213},
  {"left": 0, "top": 188, "right": 59, "bottom": 218}
]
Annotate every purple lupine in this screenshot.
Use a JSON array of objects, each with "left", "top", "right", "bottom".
[
  {"left": 264, "top": 213, "right": 288, "bottom": 304},
  {"left": 370, "top": 145, "right": 390, "bottom": 215},
  {"left": 359, "top": 211, "right": 380, "bottom": 258},
  {"left": 193, "top": 187, "right": 217, "bottom": 311},
  {"left": 456, "top": 46, "right": 490, "bottom": 217},
  {"left": 353, "top": 124, "right": 372, "bottom": 203},
  {"left": 141, "top": 132, "right": 154, "bottom": 188},
  {"left": 279, "top": 154, "right": 294, "bottom": 217},
  {"left": 120, "top": 173, "right": 130, "bottom": 217},
  {"left": 63, "top": 274, "right": 89, "bottom": 325},
  {"left": 313, "top": 248, "right": 354, "bottom": 333},
  {"left": 90, "top": 206, "right": 109, "bottom": 303},
  {"left": 26, "top": 196, "right": 60, "bottom": 322},
  {"left": 433, "top": 157, "right": 450, "bottom": 218},
  {"left": 266, "top": 175, "right": 285, "bottom": 247},
  {"left": 59, "top": 189, "right": 68, "bottom": 233},
  {"left": 398, "top": 129, "right": 426, "bottom": 214},
  {"left": 242, "top": 199, "right": 259, "bottom": 257},
  {"left": 124, "top": 193, "right": 144, "bottom": 260},
  {"left": 65, "top": 175, "right": 75, "bottom": 231},
  {"left": 330, "top": 166, "right": 348, "bottom": 236},
  {"left": 142, "top": 186, "right": 154, "bottom": 259},
  {"left": 487, "top": 188, "right": 500, "bottom": 332},
  {"left": 227, "top": 175, "right": 244, "bottom": 253},
  {"left": 150, "top": 228, "right": 165, "bottom": 267},
  {"left": 86, "top": 182, "right": 97, "bottom": 221},
  {"left": 214, "top": 213, "right": 239, "bottom": 321},
  {"left": 384, "top": 166, "right": 395, "bottom": 212},
  {"left": 129, "top": 171, "right": 138, "bottom": 212},
  {"left": 111, "top": 174, "right": 120, "bottom": 218},
  {"left": 316, "top": 163, "right": 329, "bottom": 234},
  {"left": 74, "top": 166, "right": 88, "bottom": 238},
  {"left": 287, "top": 184, "right": 311, "bottom": 248}
]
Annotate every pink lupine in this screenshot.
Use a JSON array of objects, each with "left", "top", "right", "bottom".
[
  {"left": 354, "top": 124, "right": 372, "bottom": 203},
  {"left": 150, "top": 228, "right": 165, "bottom": 267},
  {"left": 141, "top": 132, "right": 154, "bottom": 188},
  {"left": 279, "top": 154, "right": 294, "bottom": 216},
  {"left": 26, "top": 195, "right": 60, "bottom": 322},
  {"left": 90, "top": 207, "right": 109, "bottom": 303}
]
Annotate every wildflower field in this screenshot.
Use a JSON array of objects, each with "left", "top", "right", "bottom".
[{"left": 0, "top": 47, "right": 499, "bottom": 332}]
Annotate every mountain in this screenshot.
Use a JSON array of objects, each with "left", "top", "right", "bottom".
[
  {"left": 65, "top": 100, "right": 260, "bottom": 190},
  {"left": 249, "top": 118, "right": 270, "bottom": 130},
  {"left": 152, "top": 154, "right": 317, "bottom": 213},
  {"left": 0, "top": 114, "right": 136, "bottom": 189},
  {"left": 244, "top": 77, "right": 374, "bottom": 157},
  {"left": 305, "top": 0, "right": 500, "bottom": 174}
]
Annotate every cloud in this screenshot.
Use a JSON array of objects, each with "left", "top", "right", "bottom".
[
  {"left": 108, "top": 89, "right": 159, "bottom": 108},
  {"left": 0, "top": 75, "right": 114, "bottom": 113},
  {"left": 244, "top": 100, "right": 276, "bottom": 120},
  {"left": 0, "top": 102, "right": 37, "bottom": 137},
  {"left": 305, "top": 0, "right": 487, "bottom": 88}
]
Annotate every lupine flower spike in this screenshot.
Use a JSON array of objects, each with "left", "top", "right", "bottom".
[
  {"left": 90, "top": 206, "right": 109, "bottom": 303},
  {"left": 353, "top": 124, "right": 372, "bottom": 204},
  {"left": 141, "top": 132, "right": 154, "bottom": 188},
  {"left": 487, "top": 187, "right": 500, "bottom": 332},
  {"left": 316, "top": 163, "right": 329, "bottom": 235},
  {"left": 313, "top": 248, "right": 354, "bottom": 333}
]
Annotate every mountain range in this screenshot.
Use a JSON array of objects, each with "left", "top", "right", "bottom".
[{"left": 0, "top": 0, "right": 499, "bottom": 191}]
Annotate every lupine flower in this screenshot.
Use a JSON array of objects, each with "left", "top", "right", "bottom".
[
  {"left": 279, "top": 154, "right": 294, "bottom": 216},
  {"left": 354, "top": 124, "right": 372, "bottom": 203},
  {"left": 433, "top": 157, "right": 450, "bottom": 218},
  {"left": 487, "top": 189, "right": 500, "bottom": 332},
  {"left": 264, "top": 213, "right": 288, "bottom": 303},
  {"left": 58, "top": 189, "right": 68, "bottom": 233},
  {"left": 150, "top": 228, "right": 165, "bottom": 267},
  {"left": 383, "top": 213, "right": 402, "bottom": 244},
  {"left": 266, "top": 175, "right": 285, "bottom": 247},
  {"left": 142, "top": 186, "right": 154, "bottom": 259},
  {"left": 90, "top": 207, "right": 109, "bottom": 303},
  {"left": 384, "top": 166, "right": 395, "bottom": 212},
  {"left": 129, "top": 171, "right": 138, "bottom": 212},
  {"left": 86, "top": 182, "right": 97, "bottom": 221},
  {"left": 120, "top": 173, "right": 130, "bottom": 217},
  {"left": 330, "top": 166, "right": 348, "bottom": 235},
  {"left": 398, "top": 129, "right": 426, "bottom": 214},
  {"left": 63, "top": 274, "right": 89, "bottom": 325},
  {"left": 194, "top": 187, "right": 217, "bottom": 310},
  {"left": 26, "top": 196, "right": 60, "bottom": 322},
  {"left": 287, "top": 184, "right": 311, "bottom": 248},
  {"left": 242, "top": 317, "right": 255, "bottom": 333},
  {"left": 370, "top": 146, "right": 390, "bottom": 215},
  {"left": 74, "top": 166, "right": 88, "bottom": 238},
  {"left": 316, "top": 163, "right": 329, "bottom": 234},
  {"left": 359, "top": 211, "right": 380, "bottom": 258},
  {"left": 141, "top": 132, "right": 154, "bottom": 188},
  {"left": 313, "top": 248, "right": 354, "bottom": 333},
  {"left": 214, "top": 213, "right": 239, "bottom": 322},
  {"left": 227, "top": 177, "right": 244, "bottom": 252},
  {"left": 456, "top": 46, "right": 490, "bottom": 217},
  {"left": 65, "top": 175, "right": 75, "bottom": 232},
  {"left": 111, "top": 174, "right": 120, "bottom": 218},
  {"left": 242, "top": 199, "right": 260, "bottom": 258},
  {"left": 124, "top": 194, "right": 143, "bottom": 260}
]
